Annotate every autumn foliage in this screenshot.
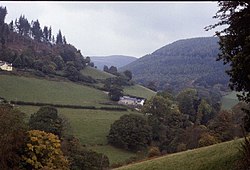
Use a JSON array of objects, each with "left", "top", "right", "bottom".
[{"left": 20, "top": 130, "right": 69, "bottom": 170}]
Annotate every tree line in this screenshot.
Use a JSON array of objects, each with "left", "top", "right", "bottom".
[{"left": 0, "top": 6, "right": 66, "bottom": 46}]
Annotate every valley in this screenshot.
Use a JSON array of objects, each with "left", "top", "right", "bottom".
[{"left": 0, "top": 3, "right": 249, "bottom": 169}]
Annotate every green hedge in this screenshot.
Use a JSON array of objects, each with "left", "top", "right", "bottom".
[{"left": 9, "top": 100, "right": 127, "bottom": 111}]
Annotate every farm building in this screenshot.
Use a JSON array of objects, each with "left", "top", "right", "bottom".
[
  {"left": 118, "top": 96, "right": 145, "bottom": 106},
  {"left": 0, "top": 61, "right": 12, "bottom": 71}
]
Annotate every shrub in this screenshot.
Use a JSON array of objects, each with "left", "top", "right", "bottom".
[
  {"left": 176, "top": 143, "right": 187, "bottom": 152},
  {"left": 198, "top": 133, "right": 220, "bottom": 147},
  {"left": 148, "top": 147, "right": 161, "bottom": 158}
]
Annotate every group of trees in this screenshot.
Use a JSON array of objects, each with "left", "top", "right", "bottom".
[
  {"left": 0, "top": 5, "right": 66, "bottom": 45},
  {"left": 103, "top": 70, "right": 133, "bottom": 101},
  {"left": 107, "top": 88, "right": 244, "bottom": 155},
  {"left": 0, "top": 104, "right": 109, "bottom": 169}
]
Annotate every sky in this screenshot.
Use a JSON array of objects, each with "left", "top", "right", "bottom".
[{"left": 1, "top": 1, "right": 221, "bottom": 58}]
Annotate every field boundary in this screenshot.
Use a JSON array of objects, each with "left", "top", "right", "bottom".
[{"left": 7, "top": 100, "right": 127, "bottom": 111}]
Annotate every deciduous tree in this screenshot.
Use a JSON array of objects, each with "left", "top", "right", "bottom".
[
  {"left": 0, "top": 104, "right": 27, "bottom": 169},
  {"left": 107, "top": 114, "right": 152, "bottom": 152},
  {"left": 29, "top": 106, "right": 63, "bottom": 138},
  {"left": 21, "top": 130, "right": 69, "bottom": 170}
]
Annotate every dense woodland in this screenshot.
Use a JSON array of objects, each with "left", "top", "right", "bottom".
[{"left": 120, "top": 37, "right": 230, "bottom": 92}]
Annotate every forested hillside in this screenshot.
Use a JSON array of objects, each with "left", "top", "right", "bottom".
[
  {"left": 0, "top": 7, "right": 96, "bottom": 84},
  {"left": 120, "top": 37, "right": 230, "bottom": 92}
]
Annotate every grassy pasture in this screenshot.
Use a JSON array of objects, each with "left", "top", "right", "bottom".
[
  {"left": 115, "top": 139, "right": 242, "bottom": 170},
  {"left": 81, "top": 66, "right": 115, "bottom": 80},
  {"left": 88, "top": 145, "right": 138, "bottom": 165},
  {"left": 0, "top": 74, "right": 109, "bottom": 106},
  {"left": 18, "top": 106, "right": 139, "bottom": 145},
  {"left": 221, "top": 91, "right": 240, "bottom": 110},
  {"left": 18, "top": 105, "right": 141, "bottom": 164},
  {"left": 123, "top": 84, "right": 156, "bottom": 99}
]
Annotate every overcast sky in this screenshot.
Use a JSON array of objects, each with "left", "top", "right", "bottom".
[{"left": 1, "top": 1, "right": 220, "bottom": 58}]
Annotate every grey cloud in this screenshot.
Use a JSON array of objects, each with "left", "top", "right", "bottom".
[{"left": 0, "top": 1, "right": 219, "bottom": 57}]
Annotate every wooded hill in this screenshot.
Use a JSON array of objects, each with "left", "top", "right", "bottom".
[
  {"left": 0, "top": 6, "right": 96, "bottom": 84},
  {"left": 120, "top": 37, "right": 230, "bottom": 92}
]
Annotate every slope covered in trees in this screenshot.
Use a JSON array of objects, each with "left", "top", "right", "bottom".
[
  {"left": 120, "top": 37, "right": 230, "bottom": 92},
  {"left": 0, "top": 6, "right": 94, "bottom": 83}
]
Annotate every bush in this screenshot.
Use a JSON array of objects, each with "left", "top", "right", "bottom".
[
  {"left": 148, "top": 147, "right": 161, "bottom": 158},
  {"left": 107, "top": 114, "right": 152, "bottom": 152},
  {"left": 198, "top": 133, "right": 220, "bottom": 147},
  {"left": 176, "top": 143, "right": 187, "bottom": 152}
]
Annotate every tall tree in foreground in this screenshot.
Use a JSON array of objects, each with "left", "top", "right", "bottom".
[
  {"left": 206, "top": 1, "right": 250, "bottom": 131},
  {"left": 206, "top": 1, "right": 250, "bottom": 103},
  {"left": 0, "top": 104, "right": 27, "bottom": 169},
  {"left": 206, "top": 1, "right": 250, "bottom": 169}
]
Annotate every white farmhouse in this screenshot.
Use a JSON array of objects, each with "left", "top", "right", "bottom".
[
  {"left": 118, "top": 96, "right": 145, "bottom": 106},
  {"left": 0, "top": 61, "right": 12, "bottom": 71}
]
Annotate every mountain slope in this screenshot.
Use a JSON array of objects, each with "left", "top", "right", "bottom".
[
  {"left": 120, "top": 37, "right": 229, "bottom": 91},
  {"left": 91, "top": 55, "right": 137, "bottom": 70}
]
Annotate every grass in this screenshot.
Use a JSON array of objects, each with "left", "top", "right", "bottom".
[
  {"left": 18, "top": 105, "right": 141, "bottom": 164},
  {"left": 221, "top": 91, "right": 240, "bottom": 110},
  {"left": 115, "top": 139, "right": 242, "bottom": 170},
  {"left": 81, "top": 66, "right": 115, "bottom": 80},
  {"left": 0, "top": 74, "right": 109, "bottom": 106},
  {"left": 88, "top": 145, "right": 138, "bottom": 165},
  {"left": 18, "top": 106, "right": 140, "bottom": 145},
  {"left": 123, "top": 84, "right": 156, "bottom": 99}
]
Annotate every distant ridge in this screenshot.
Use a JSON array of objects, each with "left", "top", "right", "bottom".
[{"left": 91, "top": 55, "right": 137, "bottom": 70}]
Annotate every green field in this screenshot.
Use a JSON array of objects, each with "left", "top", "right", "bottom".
[
  {"left": 221, "top": 91, "right": 241, "bottom": 110},
  {"left": 18, "top": 105, "right": 140, "bottom": 164},
  {"left": 0, "top": 74, "right": 109, "bottom": 106},
  {"left": 81, "top": 66, "right": 115, "bottom": 80},
  {"left": 115, "top": 139, "right": 242, "bottom": 170},
  {"left": 88, "top": 145, "right": 138, "bottom": 165},
  {"left": 19, "top": 106, "right": 139, "bottom": 145},
  {"left": 1, "top": 74, "right": 154, "bottom": 165},
  {"left": 123, "top": 84, "right": 156, "bottom": 99}
]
